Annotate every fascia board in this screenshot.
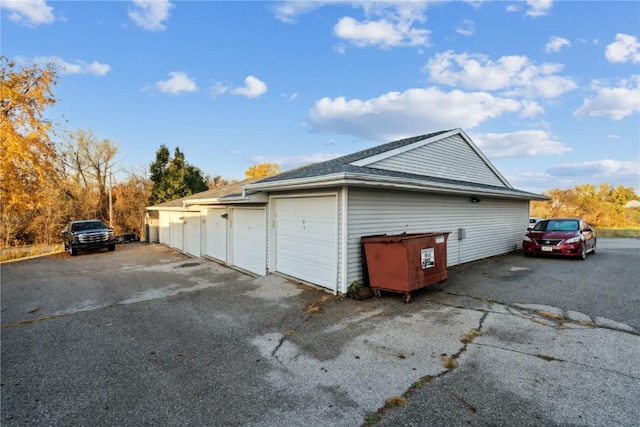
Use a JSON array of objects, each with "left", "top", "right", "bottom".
[
  {"left": 244, "top": 171, "right": 547, "bottom": 201},
  {"left": 343, "top": 173, "right": 548, "bottom": 200},
  {"left": 243, "top": 173, "right": 348, "bottom": 191},
  {"left": 349, "top": 128, "right": 461, "bottom": 167},
  {"left": 183, "top": 198, "right": 221, "bottom": 206},
  {"left": 145, "top": 206, "right": 188, "bottom": 211}
]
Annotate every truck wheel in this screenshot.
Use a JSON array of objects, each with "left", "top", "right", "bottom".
[
  {"left": 70, "top": 247, "right": 78, "bottom": 256},
  {"left": 108, "top": 244, "right": 115, "bottom": 252}
]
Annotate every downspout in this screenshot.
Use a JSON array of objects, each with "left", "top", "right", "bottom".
[{"left": 340, "top": 186, "right": 349, "bottom": 295}]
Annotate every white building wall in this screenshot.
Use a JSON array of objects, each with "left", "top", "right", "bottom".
[
  {"left": 345, "top": 188, "right": 528, "bottom": 285},
  {"left": 367, "top": 134, "right": 506, "bottom": 187}
]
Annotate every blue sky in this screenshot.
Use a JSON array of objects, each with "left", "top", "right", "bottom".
[{"left": 2, "top": 0, "right": 639, "bottom": 194}]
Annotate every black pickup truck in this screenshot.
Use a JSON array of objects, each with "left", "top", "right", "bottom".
[{"left": 62, "top": 220, "right": 117, "bottom": 256}]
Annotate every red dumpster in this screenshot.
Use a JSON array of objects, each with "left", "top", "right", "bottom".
[{"left": 361, "top": 232, "right": 450, "bottom": 303}]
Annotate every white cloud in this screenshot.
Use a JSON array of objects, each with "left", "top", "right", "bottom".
[
  {"left": 15, "top": 56, "right": 110, "bottom": 75},
  {"left": 128, "top": 0, "right": 173, "bottom": 31},
  {"left": 546, "top": 159, "right": 640, "bottom": 180},
  {"left": 231, "top": 76, "right": 268, "bottom": 98},
  {"left": 271, "top": 0, "right": 325, "bottom": 23},
  {"left": 211, "top": 76, "right": 268, "bottom": 99},
  {"left": 333, "top": 16, "right": 429, "bottom": 49},
  {"left": 471, "top": 130, "right": 571, "bottom": 159},
  {"left": 1, "top": 0, "right": 54, "bottom": 26},
  {"left": 155, "top": 72, "right": 198, "bottom": 94},
  {"left": 526, "top": 0, "right": 553, "bottom": 17},
  {"left": 56, "top": 59, "right": 110, "bottom": 75},
  {"left": 605, "top": 34, "right": 640, "bottom": 64},
  {"left": 573, "top": 76, "right": 640, "bottom": 121},
  {"left": 545, "top": 36, "right": 571, "bottom": 53},
  {"left": 250, "top": 153, "right": 342, "bottom": 170},
  {"left": 309, "top": 87, "right": 528, "bottom": 141},
  {"left": 424, "top": 50, "right": 577, "bottom": 98},
  {"left": 274, "top": 1, "right": 431, "bottom": 49},
  {"left": 455, "top": 19, "right": 475, "bottom": 37}
]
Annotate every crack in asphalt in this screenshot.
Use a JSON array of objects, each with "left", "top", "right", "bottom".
[{"left": 439, "top": 292, "right": 639, "bottom": 336}]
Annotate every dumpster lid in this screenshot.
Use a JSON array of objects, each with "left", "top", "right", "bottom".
[{"left": 361, "top": 232, "right": 450, "bottom": 243}]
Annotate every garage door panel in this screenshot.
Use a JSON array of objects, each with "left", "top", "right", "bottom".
[
  {"left": 206, "top": 208, "right": 227, "bottom": 261},
  {"left": 275, "top": 196, "right": 337, "bottom": 290},
  {"left": 185, "top": 215, "right": 201, "bottom": 257},
  {"left": 231, "top": 208, "right": 266, "bottom": 275}
]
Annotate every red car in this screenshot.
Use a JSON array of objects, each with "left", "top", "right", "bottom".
[{"left": 522, "top": 218, "right": 596, "bottom": 260}]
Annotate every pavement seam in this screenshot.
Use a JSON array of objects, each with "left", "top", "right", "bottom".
[{"left": 471, "top": 342, "right": 640, "bottom": 380}]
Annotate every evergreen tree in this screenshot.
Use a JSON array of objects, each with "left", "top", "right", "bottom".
[{"left": 148, "top": 145, "right": 208, "bottom": 205}]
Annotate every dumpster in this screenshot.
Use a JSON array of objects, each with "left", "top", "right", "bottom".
[{"left": 361, "top": 232, "right": 450, "bottom": 303}]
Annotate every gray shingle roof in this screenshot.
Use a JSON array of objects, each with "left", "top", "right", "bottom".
[
  {"left": 250, "top": 129, "right": 547, "bottom": 200},
  {"left": 147, "top": 179, "right": 257, "bottom": 209}
]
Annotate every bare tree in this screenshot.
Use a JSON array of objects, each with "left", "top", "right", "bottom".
[{"left": 60, "top": 129, "right": 118, "bottom": 222}]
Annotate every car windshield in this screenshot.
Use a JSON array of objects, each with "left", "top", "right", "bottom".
[
  {"left": 534, "top": 220, "right": 579, "bottom": 232},
  {"left": 71, "top": 221, "right": 107, "bottom": 232}
]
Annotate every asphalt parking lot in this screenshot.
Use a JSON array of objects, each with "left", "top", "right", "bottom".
[{"left": 1, "top": 239, "right": 639, "bottom": 426}]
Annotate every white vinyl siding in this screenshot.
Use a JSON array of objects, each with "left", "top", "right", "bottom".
[
  {"left": 272, "top": 195, "right": 338, "bottom": 291},
  {"left": 346, "top": 188, "right": 528, "bottom": 285},
  {"left": 230, "top": 208, "right": 266, "bottom": 275},
  {"left": 366, "top": 134, "right": 506, "bottom": 187},
  {"left": 205, "top": 208, "right": 228, "bottom": 262}
]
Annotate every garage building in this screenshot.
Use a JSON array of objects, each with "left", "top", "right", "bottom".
[{"left": 147, "top": 128, "right": 548, "bottom": 294}]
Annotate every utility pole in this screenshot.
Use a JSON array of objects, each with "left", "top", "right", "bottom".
[{"left": 109, "top": 172, "right": 113, "bottom": 228}]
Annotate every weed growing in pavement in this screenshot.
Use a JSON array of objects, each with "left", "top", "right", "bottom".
[
  {"left": 459, "top": 328, "right": 481, "bottom": 344},
  {"left": 441, "top": 355, "right": 458, "bottom": 369}
]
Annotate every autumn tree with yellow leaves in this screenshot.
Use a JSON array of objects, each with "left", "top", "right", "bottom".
[
  {"left": 0, "top": 57, "right": 60, "bottom": 245},
  {"left": 244, "top": 162, "right": 280, "bottom": 180}
]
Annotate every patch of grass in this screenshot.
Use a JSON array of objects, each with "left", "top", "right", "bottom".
[
  {"left": 594, "top": 227, "right": 640, "bottom": 238},
  {"left": 384, "top": 396, "right": 406, "bottom": 408},
  {"left": 0, "top": 244, "right": 64, "bottom": 262},
  {"left": 363, "top": 412, "right": 382, "bottom": 426},
  {"left": 536, "top": 354, "right": 559, "bottom": 362},
  {"left": 459, "top": 328, "right": 481, "bottom": 344}
]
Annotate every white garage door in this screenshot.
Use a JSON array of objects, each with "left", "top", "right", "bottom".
[
  {"left": 205, "top": 208, "right": 227, "bottom": 262},
  {"left": 275, "top": 196, "right": 337, "bottom": 290},
  {"left": 159, "top": 212, "right": 171, "bottom": 245},
  {"left": 185, "top": 214, "right": 201, "bottom": 257},
  {"left": 231, "top": 208, "right": 266, "bottom": 275},
  {"left": 170, "top": 212, "right": 184, "bottom": 251}
]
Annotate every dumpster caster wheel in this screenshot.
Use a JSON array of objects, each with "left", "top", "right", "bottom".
[
  {"left": 373, "top": 289, "right": 382, "bottom": 298},
  {"left": 403, "top": 294, "right": 412, "bottom": 304},
  {"left": 438, "top": 281, "right": 445, "bottom": 291}
]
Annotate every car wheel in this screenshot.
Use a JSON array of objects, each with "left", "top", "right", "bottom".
[
  {"left": 70, "top": 246, "right": 78, "bottom": 256},
  {"left": 108, "top": 244, "right": 115, "bottom": 252},
  {"left": 580, "top": 243, "right": 587, "bottom": 260},
  {"left": 591, "top": 240, "right": 596, "bottom": 254}
]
